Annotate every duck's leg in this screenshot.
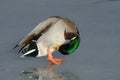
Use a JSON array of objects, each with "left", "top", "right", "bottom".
[{"left": 47, "top": 48, "right": 63, "bottom": 65}]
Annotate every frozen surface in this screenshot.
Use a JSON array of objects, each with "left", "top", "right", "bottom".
[{"left": 0, "top": 0, "right": 120, "bottom": 80}]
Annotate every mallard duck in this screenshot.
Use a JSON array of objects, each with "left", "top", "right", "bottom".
[{"left": 15, "top": 16, "right": 80, "bottom": 65}]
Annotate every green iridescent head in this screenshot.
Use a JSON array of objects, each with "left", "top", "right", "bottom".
[{"left": 59, "top": 35, "right": 80, "bottom": 55}]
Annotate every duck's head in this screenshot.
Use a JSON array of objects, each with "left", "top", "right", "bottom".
[{"left": 58, "top": 35, "right": 80, "bottom": 55}]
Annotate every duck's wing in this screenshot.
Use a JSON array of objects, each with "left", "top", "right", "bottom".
[
  {"left": 60, "top": 17, "right": 79, "bottom": 40},
  {"left": 15, "top": 17, "right": 59, "bottom": 48}
]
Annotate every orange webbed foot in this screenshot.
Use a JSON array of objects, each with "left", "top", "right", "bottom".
[
  {"left": 48, "top": 58, "right": 63, "bottom": 65},
  {"left": 47, "top": 48, "right": 63, "bottom": 65}
]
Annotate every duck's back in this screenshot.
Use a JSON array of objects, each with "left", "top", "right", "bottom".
[{"left": 37, "top": 19, "right": 67, "bottom": 48}]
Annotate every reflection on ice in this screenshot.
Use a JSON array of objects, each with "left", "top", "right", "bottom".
[{"left": 20, "top": 64, "right": 80, "bottom": 80}]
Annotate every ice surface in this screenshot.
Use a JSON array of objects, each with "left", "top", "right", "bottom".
[{"left": 0, "top": 0, "right": 120, "bottom": 80}]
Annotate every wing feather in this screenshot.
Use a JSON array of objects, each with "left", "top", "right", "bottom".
[{"left": 17, "top": 17, "right": 59, "bottom": 47}]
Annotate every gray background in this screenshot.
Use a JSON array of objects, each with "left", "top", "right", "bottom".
[{"left": 0, "top": 0, "right": 120, "bottom": 80}]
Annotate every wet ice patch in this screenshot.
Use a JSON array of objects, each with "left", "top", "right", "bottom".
[{"left": 20, "top": 65, "right": 80, "bottom": 80}]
